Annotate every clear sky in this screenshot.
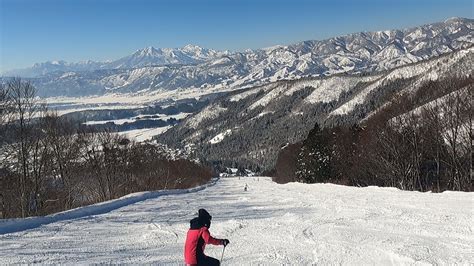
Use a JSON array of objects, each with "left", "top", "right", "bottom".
[{"left": 0, "top": 0, "right": 472, "bottom": 72}]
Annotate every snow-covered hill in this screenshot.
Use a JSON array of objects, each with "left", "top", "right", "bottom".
[
  {"left": 5, "top": 17, "right": 472, "bottom": 97},
  {"left": 0, "top": 177, "right": 471, "bottom": 264},
  {"left": 158, "top": 46, "right": 473, "bottom": 170}
]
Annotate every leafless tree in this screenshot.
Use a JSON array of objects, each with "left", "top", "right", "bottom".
[
  {"left": 42, "top": 113, "right": 82, "bottom": 210},
  {"left": 0, "top": 83, "right": 10, "bottom": 124},
  {"left": 0, "top": 79, "right": 213, "bottom": 218},
  {"left": 441, "top": 88, "right": 472, "bottom": 190},
  {"left": 5, "top": 78, "right": 41, "bottom": 217}
]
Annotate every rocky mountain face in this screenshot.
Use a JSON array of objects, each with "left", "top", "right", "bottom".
[
  {"left": 157, "top": 47, "right": 473, "bottom": 171},
  {"left": 4, "top": 18, "right": 472, "bottom": 97}
]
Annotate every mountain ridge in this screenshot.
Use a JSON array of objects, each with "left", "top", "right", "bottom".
[
  {"left": 2, "top": 44, "right": 227, "bottom": 77},
  {"left": 2, "top": 17, "right": 472, "bottom": 98},
  {"left": 156, "top": 46, "right": 473, "bottom": 170}
]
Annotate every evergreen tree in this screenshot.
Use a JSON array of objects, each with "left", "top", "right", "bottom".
[{"left": 296, "top": 123, "right": 331, "bottom": 183}]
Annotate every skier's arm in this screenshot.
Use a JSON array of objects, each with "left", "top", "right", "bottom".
[{"left": 201, "top": 228, "right": 223, "bottom": 245}]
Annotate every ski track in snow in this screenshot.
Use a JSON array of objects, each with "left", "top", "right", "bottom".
[{"left": 0, "top": 177, "right": 472, "bottom": 264}]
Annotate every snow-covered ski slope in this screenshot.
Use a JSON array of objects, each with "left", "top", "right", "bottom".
[{"left": 1, "top": 177, "right": 472, "bottom": 264}]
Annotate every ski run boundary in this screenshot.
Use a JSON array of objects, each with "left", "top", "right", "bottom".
[{"left": 0, "top": 178, "right": 219, "bottom": 235}]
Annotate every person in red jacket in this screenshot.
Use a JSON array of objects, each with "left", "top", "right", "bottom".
[{"left": 184, "top": 209, "right": 229, "bottom": 266}]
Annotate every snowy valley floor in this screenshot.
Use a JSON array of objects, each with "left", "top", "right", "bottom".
[{"left": 0, "top": 177, "right": 473, "bottom": 264}]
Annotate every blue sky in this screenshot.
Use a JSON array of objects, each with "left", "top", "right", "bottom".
[{"left": 0, "top": 0, "right": 472, "bottom": 71}]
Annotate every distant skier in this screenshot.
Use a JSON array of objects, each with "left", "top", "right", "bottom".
[
  {"left": 184, "top": 209, "right": 229, "bottom": 266},
  {"left": 244, "top": 184, "right": 248, "bottom": 192}
]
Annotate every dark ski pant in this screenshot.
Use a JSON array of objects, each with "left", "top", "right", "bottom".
[{"left": 198, "top": 256, "right": 220, "bottom": 266}]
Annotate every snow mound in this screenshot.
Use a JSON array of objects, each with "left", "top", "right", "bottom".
[{"left": 0, "top": 178, "right": 219, "bottom": 235}]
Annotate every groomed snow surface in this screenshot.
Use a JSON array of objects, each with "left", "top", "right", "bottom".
[{"left": 0, "top": 177, "right": 472, "bottom": 264}]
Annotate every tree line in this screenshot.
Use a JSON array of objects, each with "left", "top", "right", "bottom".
[
  {"left": 0, "top": 78, "right": 212, "bottom": 219},
  {"left": 273, "top": 76, "right": 473, "bottom": 192}
]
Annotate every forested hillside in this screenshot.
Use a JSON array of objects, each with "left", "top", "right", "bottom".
[
  {"left": 158, "top": 47, "right": 473, "bottom": 175},
  {"left": 273, "top": 74, "right": 472, "bottom": 191}
]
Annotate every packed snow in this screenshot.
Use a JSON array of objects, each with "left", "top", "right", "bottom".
[{"left": 0, "top": 177, "right": 472, "bottom": 264}]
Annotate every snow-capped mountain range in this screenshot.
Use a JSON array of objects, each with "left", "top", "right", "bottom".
[
  {"left": 158, "top": 46, "right": 473, "bottom": 170},
  {"left": 3, "top": 45, "right": 227, "bottom": 78},
  {"left": 106, "top": 45, "right": 228, "bottom": 69},
  {"left": 3, "top": 17, "right": 473, "bottom": 97}
]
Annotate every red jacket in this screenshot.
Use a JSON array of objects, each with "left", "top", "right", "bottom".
[{"left": 184, "top": 225, "right": 222, "bottom": 264}]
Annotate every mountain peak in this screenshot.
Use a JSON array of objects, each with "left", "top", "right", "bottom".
[
  {"left": 183, "top": 44, "right": 201, "bottom": 49},
  {"left": 444, "top": 17, "right": 468, "bottom": 23},
  {"left": 181, "top": 44, "right": 205, "bottom": 53},
  {"left": 135, "top": 46, "right": 161, "bottom": 56}
]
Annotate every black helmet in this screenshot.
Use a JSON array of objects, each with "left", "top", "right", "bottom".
[{"left": 198, "top": 209, "right": 212, "bottom": 227}]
